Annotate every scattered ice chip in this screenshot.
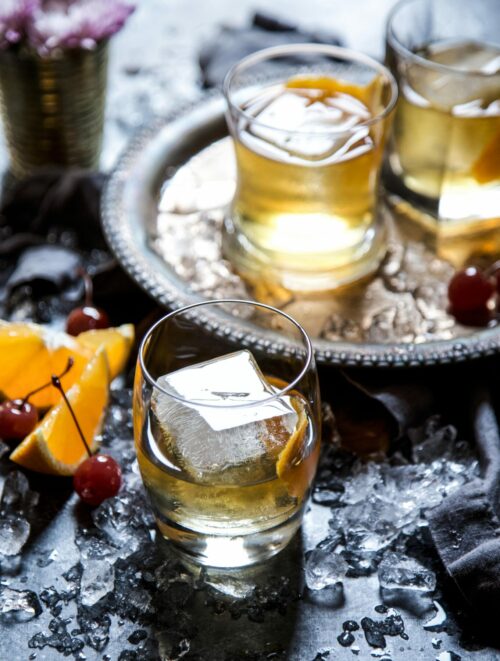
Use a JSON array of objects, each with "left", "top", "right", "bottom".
[
  {"left": 0, "top": 586, "right": 42, "bottom": 623},
  {"left": 409, "top": 418, "right": 458, "bottom": 463},
  {"left": 342, "top": 497, "right": 401, "bottom": 553},
  {"left": 1, "top": 470, "right": 39, "bottom": 514},
  {"left": 305, "top": 548, "right": 348, "bottom": 590},
  {"left": 378, "top": 552, "right": 436, "bottom": 616},
  {"left": 0, "top": 470, "right": 39, "bottom": 557},
  {"left": 0, "top": 514, "right": 30, "bottom": 556},
  {"left": 91, "top": 492, "right": 152, "bottom": 557},
  {"left": 152, "top": 351, "right": 300, "bottom": 482},
  {"left": 80, "top": 559, "right": 115, "bottom": 607}
]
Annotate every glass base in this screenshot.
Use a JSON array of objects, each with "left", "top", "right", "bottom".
[
  {"left": 222, "top": 212, "right": 387, "bottom": 293},
  {"left": 386, "top": 191, "right": 500, "bottom": 267},
  {"left": 155, "top": 508, "right": 304, "bottom": 568}
]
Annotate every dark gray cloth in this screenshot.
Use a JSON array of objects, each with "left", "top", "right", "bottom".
[
  {"left": 199, "top": 12, "right": 342, "bottom": 88},
  {"left": 428, "top": 388, "right": 500, "bottom": 610}
]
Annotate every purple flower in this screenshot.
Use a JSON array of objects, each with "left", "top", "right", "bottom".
[
  {"left": 0, "top": 0, "right": 40, "bottom": 49},
  {"left": 0, "top": 0, "right": 135, "bottom": 53}
]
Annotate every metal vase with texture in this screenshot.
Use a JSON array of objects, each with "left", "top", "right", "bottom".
[{"left": 0, "top": 41, "right": 108, "bottom": 178}]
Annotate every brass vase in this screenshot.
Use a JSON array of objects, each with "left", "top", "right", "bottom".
[{"left": 0, "top": 40, "right": 108, "bottom": 178}]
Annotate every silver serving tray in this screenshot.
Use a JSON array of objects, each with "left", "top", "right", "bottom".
[{"left": 102, "top": 94, "right": 500, "bottom": 368}]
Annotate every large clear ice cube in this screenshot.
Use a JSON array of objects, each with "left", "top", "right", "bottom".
[
  {"left": 406, "top": 41, "right": 500, "bottom": 112},
  {"left": 152, "top": 350, "right": 299, "bottom": 482},
  {"left": 243, "top": 86, "right": 372, "bottom": 163}
]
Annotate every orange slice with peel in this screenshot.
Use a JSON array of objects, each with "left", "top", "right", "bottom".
[
  {"left": 285, "top": 74, "right": 385, "bottom": 112},
  {"left": 0, "top": 321, "right": 92, "bottom": 409},
  {"left": 10, "top": 349, "right": 109, "bottom": 475},
  {"left": 77, "top": 324, "right": 134, "bottom": 381},
  {"left": 276, "top": 397, "right": 319, "bottom": 499},
  {"left": 471, "top": 130, "right": 500, "bottom": 184}
]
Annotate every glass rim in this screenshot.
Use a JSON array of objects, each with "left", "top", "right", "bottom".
[
  {"left": 223, "top": 43, "right": 398, "bottom": 138},
  {"left": 387, "top": 0, "right": 500, "bottom": 77},
  {"left": 138, "top": 298, "right": 314, "bottom": 410}
]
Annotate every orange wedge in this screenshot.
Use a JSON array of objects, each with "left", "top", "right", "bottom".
[
  {"left": 471, "top": 130, "right": 500, "bottom": 184},
  {"left": 77, "top": 324, "right": 134, "bottom": 381},
  {"left": 276, "top": 398, "right": 320, "bottom": 499},
  {"left": 10, "top": 349, "right": 109, "bottom": 475},
  {"left": 285, "top": 74, "right": 385, "bottom": 112},
  {"left": 0, "top": 322, "right": 92, "bottom": 409}
]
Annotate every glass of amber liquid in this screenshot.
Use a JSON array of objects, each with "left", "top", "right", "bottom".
[
  {"left": 222, "top": 44, "right": 397, "bottom": 292},
  {"left": 134, "top": 300, "right": 321, "bottom": 567},
  {"left": 385, "top": 0, "right": 500, "bottom": 245}
]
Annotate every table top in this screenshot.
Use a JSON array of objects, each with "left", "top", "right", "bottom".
[{"left": 2, "top": 1, "right": 499, "bottom": 660}]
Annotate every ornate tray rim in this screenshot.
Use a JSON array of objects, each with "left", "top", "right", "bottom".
[{"left": 101, "top": 94, "right": 500, "bottom": 369}]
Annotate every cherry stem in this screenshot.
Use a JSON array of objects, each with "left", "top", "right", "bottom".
[
  {"left": 21, "top": 357, "right": 74, "bottom": 406},
  {"left": 78, "top": 268, "right": 94, "bottom": 307},
  {"left": 51, "top": 371, "right": 92, "bottom": 458}
]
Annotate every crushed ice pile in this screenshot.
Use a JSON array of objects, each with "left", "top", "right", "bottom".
[
  {"left": 0, "top": 391, "right": 478, "bottom": 659},
  {"left": 312, "top": 415, "right": 478, "bottom": 579}
]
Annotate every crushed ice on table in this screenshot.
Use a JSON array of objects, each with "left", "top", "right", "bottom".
[
  {"left": 378, "top": 552, "right": 436, "bottom": 592},
  {"left": 0, "top": 586, "right": 42, "bottom": 623},
  {"left": 378, "top": 551, "right": 436, "bottom": 616},
  {"left": 313, "top": 415, "right": 478, "bottom": 580},
  {"left": 0, "top": 470, "right": 39, "bottom": 557},
  {"left": 1, "top": 387, "right": 479, "bottom": 659},
  {"left": 305, "top": 548, "right": 348, "bottom": 590}
]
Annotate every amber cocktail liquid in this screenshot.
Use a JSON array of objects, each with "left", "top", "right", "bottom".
[{"left": 223, "top": 46, "right": 397, "bottom": 291}]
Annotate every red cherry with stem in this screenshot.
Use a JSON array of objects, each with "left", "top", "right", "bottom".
[
  {"left": 73, "top": 455, "right": 122, "bottom": 506},
  {"left": 0, "top": 400, "right": 38, "bottom": 440},
  {"left": 448, "top": 267, "right": 494, "bottom": 313},
  {"left": 50, "top": 371, "right": 121, "bottom": 506},
  {"left": 0, "top": 358, "right": 74, "bottom": 440},
  {"left": 66, "top": 306, "right": 110, "bottom": 336},
  {"left": 66, "top": 269, "right": 109, "bottom": 336}
]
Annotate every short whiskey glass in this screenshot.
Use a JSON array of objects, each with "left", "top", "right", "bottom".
[
  {"left": 385, "top": 0, "right": 500, "bottom": 243},
  {"left": 133, "top": 300, "right": 321, "bottom": 567},
  {"left": 222, "top": 44, "right": 397, "bottom": 292}
]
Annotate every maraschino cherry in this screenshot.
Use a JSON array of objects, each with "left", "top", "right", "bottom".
[
  {"left": 0, "top": 400, "right": 37, "bottom": 440},
  {"left": 50, "top": 372, "right": 121, "bottom": 506},
  {"left": 448, "top": 266, "right": 494, "bottom": 325},
  {"left": 66, "top": 269, "right": 110, "bottom": 336},
  {"left": 73, "top": 455, "right": 122, "bottom": 507},
  {"left": 0, "top": 358, "right": 74, "bottom": 441}
]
